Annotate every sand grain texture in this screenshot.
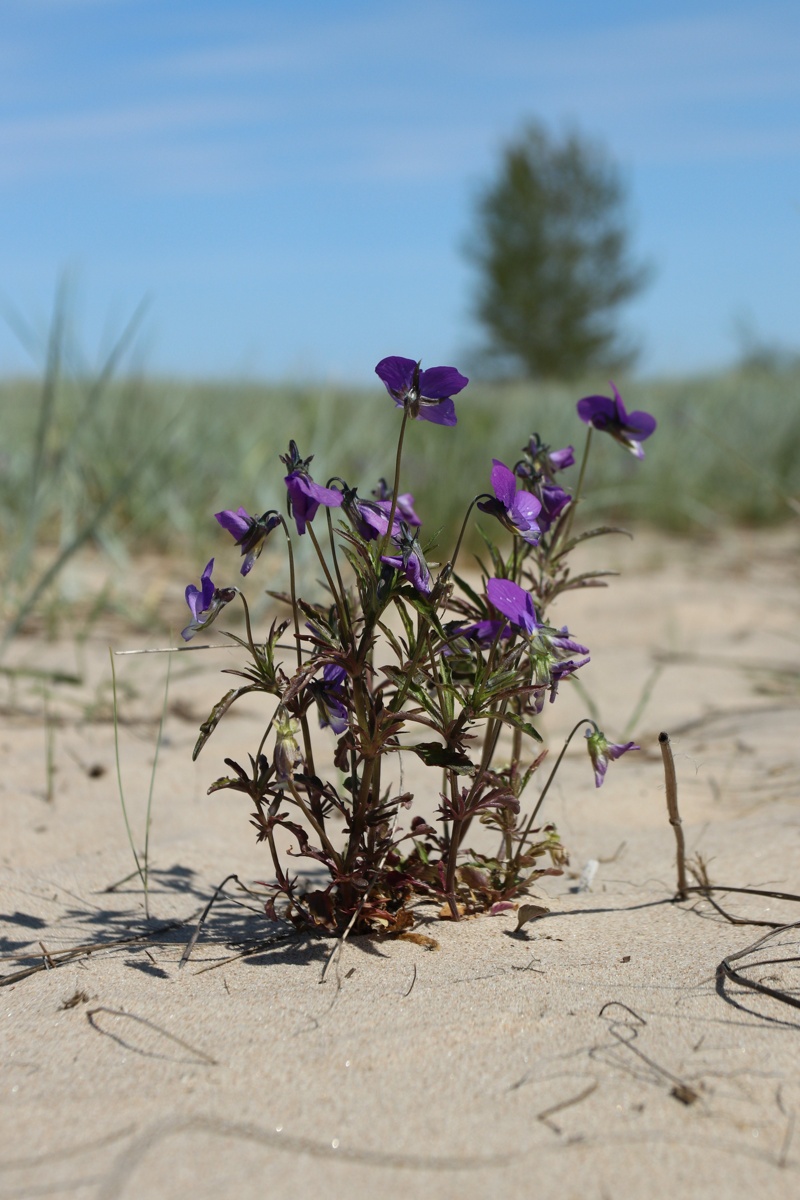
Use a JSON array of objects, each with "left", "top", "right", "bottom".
[{"left": 3, "top": 529, "right": 800, "bottom": 1199}]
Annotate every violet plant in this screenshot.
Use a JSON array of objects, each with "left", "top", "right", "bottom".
[{"left": 182, "top": 358, "right": 655, "bottom": 933}]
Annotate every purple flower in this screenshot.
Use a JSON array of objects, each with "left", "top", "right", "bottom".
[
  {"left": 215, "top": 506, "right": 281, "bottom": 575},
  {"left": 375, "top": 356, "right": 468, "bottom": 427},
  {"left": 343, "top": 491, "right": 396, "bottom": 542},
  {"left": 547, "top": 656, "right": 591, "bottom": 703},
  {"left": 576, "top": 383, "right": 657, "bottom": 460},
  {"left": 381, "top": 549, "right": 432, "bottom": 595},
  {"left": 448, "top": 618, "right": 511, "bottom": 646},
  {"left": 478, "top": 459, "right": 542, "bottom": 544},
  {"left": 372, "top": 479, "right": 422, "bottom": 528},
  {"left": 548, "top": 445, "right": 575, "bottom": 472},
  {"left": 381, "top": 527, "right": 432, "bottom": 595},
  {"left": 280, "top": 440, "right": 343, "bottom": 535},
  {"left": 284, "top": 474, "right": 342, "bottom": 536},
  {"left": 486, "top": 577, "right": 539, "bottom": 635},
  {"left": 181, "top": 559, "right": 236, "bottom": 641},
  {"left": 313, "top": 664, "right": 349, "bottom": 735},
  {"left": 520, "top": 433, "right": 576, "bottom": 477},
  {"left": 585, "top": 728, "right": 640, "bottom": 788},
  {"left": 538, "top": 484, "right": 572, "bottom": 532}
]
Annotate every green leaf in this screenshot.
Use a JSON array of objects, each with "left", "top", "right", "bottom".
[
  {"left": 411, "top": 741, "right": 475, "bottom": 772},
  {"left": 493, "top": 711, "right": 543, "bottom": 742},
  {"left": 452, "top": 572, "right": 484, "bottom": 609},
  {"left": 376, "top": 619, "right": 407, "bottom": 664},
  {"left": 554, "top": 525, "right": 632, "bottom": 559},
  {"left": 192, "top": 686, "right": 259, "bottom": 761},
  {"left": 393, "top": 597, "right": 417, "bottom": 652}
]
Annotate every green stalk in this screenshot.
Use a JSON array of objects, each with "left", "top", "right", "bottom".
[
  {"left": 556, "top": 426, "right": 593, "bottom": 550},
  {"left": 377, "top": 406, "right": 410, "bottom": 562},
  {"left": 512, "top": 718, "right": 597, "bottom": 869},
  {"left": 109, "top": 649, "right": 146, "bottom": 897},
  {"left": 308, "top": 524, "right": 348, "bottom": 635}
]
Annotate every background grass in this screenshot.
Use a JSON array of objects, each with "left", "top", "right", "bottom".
[
  {"left": 2, "top": 354, "right": 799, "bottom": 648},
  {"left": 2, "top": 365, "right": 799, "bottom": 559}
]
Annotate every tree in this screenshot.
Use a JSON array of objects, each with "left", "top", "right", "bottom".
[{"left": 465, "top": 121, "right": 650, "bottom": 380}]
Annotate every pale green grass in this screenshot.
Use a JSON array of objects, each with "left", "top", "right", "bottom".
[
  {"left": 2, "top": 367, "right": 799, "bottom": 568},
  {"left": 2, "top": 353, "right": 799, "bottom": 650}
]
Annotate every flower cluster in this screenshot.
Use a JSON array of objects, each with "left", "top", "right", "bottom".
[{"left": 179, "top": 357, "right": 654, "bottom": 934}]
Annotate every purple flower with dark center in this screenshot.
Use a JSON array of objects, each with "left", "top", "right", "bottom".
[
  {"left": 486, "top": 577, "right": 539, "bottom": 635},
  {"left": 181, "top": 559, "right": 236, "bottom": 641},
  {"left": 585, "top": 728, "right": 640, "bottom": 788},
  {"left": 577, "top": 383, "right": 657, "bottom": 460},
  {"left": 313, "top": 664, "right": 349, "bottom": 735},
  {"left": 478, "top": 459, "right": 542, "bottom": 544},
  {"left": 375, "top": 356, "right": 468, "bottom": 427},
  {"left": 215, "top": 506, "right": 281, "bottom": 575}
]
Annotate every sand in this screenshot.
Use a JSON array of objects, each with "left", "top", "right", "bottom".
[{"left": 2, "top": 527, "right": 800, "bottom": 1199}]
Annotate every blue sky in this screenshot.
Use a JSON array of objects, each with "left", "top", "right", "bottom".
[{"left": 1, "top": 0, "right": 798, "bottom": 381}]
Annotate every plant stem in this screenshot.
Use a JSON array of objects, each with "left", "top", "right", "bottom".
[
  {"left": 512, "top": 718, "right": 597, "bottom": 869},
  {"left": 308, "top": 524, "right": 349, "bottom": 635},
  {"left": 284, "top": 774, "right": 343, "bottom": 870},
  {"left": 557, "top": 426, "right": 592, "bottom": 550},
  {"left": 448, "top": 495, "right": 487, "bottom": 578},
  {"left": 326, "top": 508, "right": 351, "bottom": 637},
  {"left": 377, "top": 406, "right": 410, "bottom": 561},
  {"left": 108, "top": 649, "right": 146, "bottom": 898},
  {"left": 659, "top": 731, "right": 687, "bottom": 899},
  {"left": 278, "top": 516, "right": 304, "bottom": 673},
  {"left": 142, "top": 655, "right": 171, "bottom": 916}
]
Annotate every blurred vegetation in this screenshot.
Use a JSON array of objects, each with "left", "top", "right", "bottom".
[
  {"left": 2, "top": 311, "right": 800, "bottom": 649},
  {"left": 465, "top": 119, "right": 649, "bottom": 378},
  {"left": 2, "top": 366, "right": 799, "bottom": 565}
]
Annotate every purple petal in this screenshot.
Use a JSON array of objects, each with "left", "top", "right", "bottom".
[
  {"left": 608, "top": 740, "right": 640, "bottom": 761},
  {"left": 609, "top": 381, "right": 629, "bottom": 423},
  {"left": 395, "top": 493, "right": 421, "bottom": 526},
  {"left": 184, "top": 584, "right": 202, "bottom": 622},
  {"left": 450, "top": 619, "right": 510, "bottom": 644},
  {"left": 199, "top": 558, "right": 216, "bottom": 608},
  {"left": 323, "top": 663, "right": 347, "bottom": 688},
  {"left": 576, "top": 394, "right": 616, "bottom": 428},
  {"left": 512, "top": 489, "right": 542, "bottom": 532},
  {"left": 303, "top": 479, "right": 343, "bottom": 508},
  {"left": 549, "top": 446, "right": 575, "bottom": 471},
  {"left": 381, "top": 553, "right": 432, "bottom": 595},
  {"left": 418, "top": 365, "right": 469, "bottom": 401},
  {"left": 375, "top": 356, "right": 416, "bottom": 397},
  {"left": 215, "top": 507, "right": 251, "bottom": 541},
  {"left": 490, "top": 459, "right": 517, "bottom": 510},
  {"left": 417, "top": 397, "right": 457, "bottom": 426},
  {"left": 487, "top": 577, "right": 538, "bottom": 634},
  {"left": 285, "top": 473, "right": 342, "bottom": 534},
  {"left": 624, "top": 410, "right": 657, "bottom": 439}
]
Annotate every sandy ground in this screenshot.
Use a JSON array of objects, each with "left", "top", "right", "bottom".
[{"left": 2, "top": 527, "right": 800, "bottom": 1200}]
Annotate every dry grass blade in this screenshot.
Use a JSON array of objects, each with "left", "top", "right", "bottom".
[
  {"left": 718, "top": 920, "right": 800, "bottom": 1012},
  {"left": 0, "top": 921, "right": 187, "bottom": 987}
]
